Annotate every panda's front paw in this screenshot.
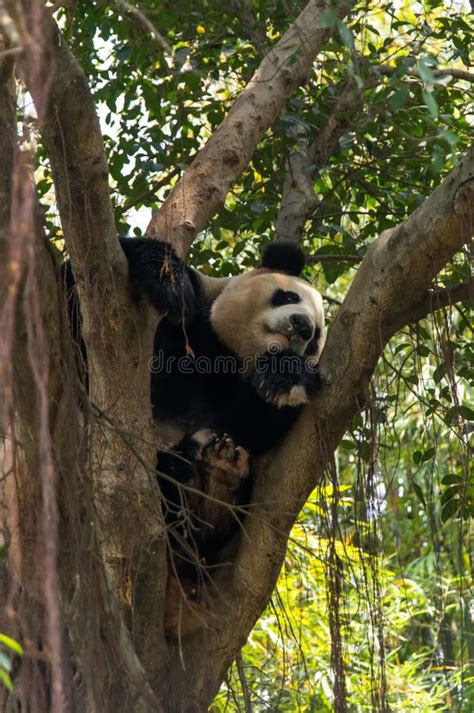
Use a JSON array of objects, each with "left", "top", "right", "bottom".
[
  {"left": 251, "top": 350, "right": 320, "bottom": 408},
  {"left": 120, "top": 237, "right": 196, "bottom": 323}
]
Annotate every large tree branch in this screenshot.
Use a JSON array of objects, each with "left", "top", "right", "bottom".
[
  {"left": 317, "top": 145, "right": 473, "bottom": 427},
  {"left": 0, "top": 29, "right": 18, "bottom": 649},
  {"left": 0, "top": 29, "right": 18, "bottom": 429},
  {"left": 19, "top": 1, "right": 125, "bottom": 287},
  {"left": 0, "top": 33, "right": 15, "bottom": 233},
  {"left": 0, "top": 21, "right": 163, "bottom": 705},
  {"left": 147, "top": 0, "right": 357, "bottom": 255},
  {"left": 0, "top": 89, "right": 162, "bottom": 713},
  {"left": 275, "top": 79, "right": 362, "bottom": 242},
  {"left": 17, "top": 5, "right": 169, "bottom": 688}
]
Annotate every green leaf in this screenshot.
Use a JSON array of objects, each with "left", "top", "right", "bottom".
[
  {"left": 422, "top": 90, "right": 438, "bottom": 118},
  {"left": 413, "top": 451, "right": 423, "bottom": 465},
  {"left": 389, "top": 85, "right": 410, "bottom": 111},
  {"left": 0, "top": 669, "right": 12, "bottom": 691},
  {"left": 432, "top": 363, "right": 446, "bottom": 382},
  {"left": 441, "top": 485, "right": 459, "bottom": 505},
  {"left": 416, "top": 345, "right": 430, "bottom": 357},
  {"left": 441, "top": 497, "right": 460, "bottom": 522},
  {"left": 320, "top": 8, "right": 337, "bottom": 28},
  {"left": 441, "top": 474, "right": 461, "bottom": 485},
  {"left": 413, "top": 482, "right": 426, "bottom": 507},
  {"left": 460, "top": 405, "right": 474, "bottom": 421},
  {"left": 0, "top": 634, "right": 24, "bottom": 656},
  {"left": 421, "top": 447, "right": 436, "bottom": 462},
  {"left": 337, "top": 21, "right": 354, "bottom": 49}
]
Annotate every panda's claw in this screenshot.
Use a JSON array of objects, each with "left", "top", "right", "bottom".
[{"left": 198, "top": 433, "right": 250, "bottom": 480}]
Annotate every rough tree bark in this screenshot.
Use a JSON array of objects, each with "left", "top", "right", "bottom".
[
  {"left": 0, "top": 20, "right": 162, "bottom": 713},
  {"left": 0, "top": 0, "right": 472, "bottom": 712}
]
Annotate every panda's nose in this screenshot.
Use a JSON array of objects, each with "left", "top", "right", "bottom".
[{"left": 289, "top": 314, "right": 313, "bottom": 340}]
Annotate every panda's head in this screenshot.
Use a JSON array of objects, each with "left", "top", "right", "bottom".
[{"left": 210, "top": 242, "right": 326, "bottom": 368}]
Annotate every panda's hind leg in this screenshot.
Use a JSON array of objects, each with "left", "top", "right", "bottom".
[
  {"left": 161, "top": 431, "right": 250, "bottom": 638},
  {"left": 194, "top": 432, "right": 250, "bottom": 538}
]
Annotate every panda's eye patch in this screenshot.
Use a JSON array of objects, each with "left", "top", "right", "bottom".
[{"left": 271, "top": 289, "right": 301, "bottom": 307}]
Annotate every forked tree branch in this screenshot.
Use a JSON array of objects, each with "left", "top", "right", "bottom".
[
  {"left": 147, "top": 0, "right": 357, "bottom": 255},
  {"left": 275, "top": 79, "right": 362, "bottom": 242},
  {"left": 7, "top": 2, "right": 473, "bottom": 709},
  {"left": 176, "top": 147, "right": 473, "bottom": 703}
]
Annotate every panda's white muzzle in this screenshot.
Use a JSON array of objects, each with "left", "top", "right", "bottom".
[{"left": 266, "top": 311, "right": 315, "bottom": 355}]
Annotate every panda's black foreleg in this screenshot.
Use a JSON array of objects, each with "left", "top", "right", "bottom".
[
  {"left": 251, "top": 349, "right": 321, "bottom": 408},
  {"left": 119, "top": 237, "right": 196, "bottom": 323},
  {"left": 62, "top": 237, "right": 197, "bottom": 380}
]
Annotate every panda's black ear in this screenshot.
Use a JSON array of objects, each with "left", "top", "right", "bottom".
[{"left": 261, "top": 240, "right": 306, "bottom": 277}]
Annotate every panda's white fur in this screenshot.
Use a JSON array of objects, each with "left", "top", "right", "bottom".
[{"left": 211, "top": 270, "right": 326, "bottom": 366}]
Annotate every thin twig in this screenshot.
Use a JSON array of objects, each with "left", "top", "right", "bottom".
[
  {"left": 235, "top": 652, "right": 253, "bottom": 713},
  {"left": 116, "top": 1, "right": 173, "bottom": 57},
  {"left": 375, "top": 64, "right": 474, "bottom": 84},
  {"left": 309, "top": 254, "right": 362, "bottom": 264}
]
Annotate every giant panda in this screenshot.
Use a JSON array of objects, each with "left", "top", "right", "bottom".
[{"left": 63, "top": 237, "right": 326, "bottom": 634}]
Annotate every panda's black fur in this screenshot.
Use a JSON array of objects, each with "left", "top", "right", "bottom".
[
  {"left": 261, "top": 240, "right": 306, "bottom": 276},
  {"left": 63, "top": 237, "right": 325, "bottom": 632},
  {"left": 152, "top": 303, "right": 313, "bottom": 455}
]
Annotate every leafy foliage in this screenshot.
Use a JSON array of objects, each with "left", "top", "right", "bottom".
[
  {"left": 0, "top": 633, "right": 23, "bottom": 691},
  {"left": 216, "top": 303, "right": 473, "bottom": 710}
]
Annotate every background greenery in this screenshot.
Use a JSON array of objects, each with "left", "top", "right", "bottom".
[{"left": 19, "top": 0, "right": 474, "bottom": 709}]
